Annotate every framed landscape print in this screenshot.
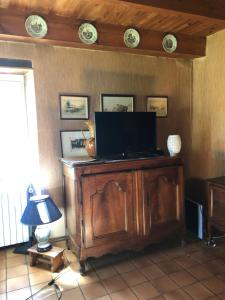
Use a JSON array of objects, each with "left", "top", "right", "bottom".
[
  {"left": 60, "top": 94, "right": 89, "bottom": 119},
  {"left": 146, "top": 96, "right": 168, "bottom": 117},
  {"left": 60, "top": 130, "right": 90, "bottom": 158},
  {"left": 101, "top": 94, "right": 134, "bottom": 112}
]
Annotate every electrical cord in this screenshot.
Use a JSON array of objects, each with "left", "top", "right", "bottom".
[
  {"left": 25, "top": 252, "right": 71, "bottom": 300},
  {"left": 53, "top": 283, "right": 62, "bottom": 300},
  {"left": 210, "top": 233, "right": 225, "bottom": 240},
  {"left": 25, "top": 281, "right": 62, "bottom": 300}
]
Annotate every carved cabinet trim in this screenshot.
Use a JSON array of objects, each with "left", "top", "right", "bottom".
[
  {"left": 142, "top": 167, "right": 182, "bottom": 236},
  {"left": 82, "top": 172, "right": 136, "bottom": 248}
]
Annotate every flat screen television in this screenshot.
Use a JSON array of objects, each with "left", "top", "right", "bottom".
[{"left": 95, "top": 112, "right": 157, "bottom": 160}]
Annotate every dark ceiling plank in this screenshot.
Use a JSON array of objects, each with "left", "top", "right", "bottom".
[
  {"left": 0, "top": 8, "right": 206, "bottom": 58},
  {"left": 115, "top": 0, "right": 225, "bottom": 25}
]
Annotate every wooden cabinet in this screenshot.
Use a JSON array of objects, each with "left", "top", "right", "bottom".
[
  {"left": 63, "top": 156, "right": 184, "bottom": 272},
  {"left": 207, "top": 177, "right": 225, "bottom": 244}
]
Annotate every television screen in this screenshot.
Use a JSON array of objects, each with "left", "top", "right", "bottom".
[{"left": 95, "top": 112, "right": 157, "bottom": 159}]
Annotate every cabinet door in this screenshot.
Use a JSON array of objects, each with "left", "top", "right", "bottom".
[
  {"left": 82, "top": 171, "right": 136, "bottom": 248},
  {"left": 142, "top": 166, "right": 184, "bottom": 237},
  {"left": 208, "top": 185, "right": 225, "bottom": 233}
]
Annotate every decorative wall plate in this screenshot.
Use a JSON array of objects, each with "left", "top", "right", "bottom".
[
  {"left": 162, "top": 34, "right": 177, "bottom": 53},
  {"left": 124, "top": 28, "right": 140, "bottom": 48},
  {"left": 78, "top": 23, "right": 98, "bottom": 45},
  {"left": 25, "top": 15, "right": 48, "bottom": 38}
]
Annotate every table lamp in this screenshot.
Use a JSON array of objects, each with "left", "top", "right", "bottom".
[{"left": 21, "top": 195, "right": 62, "bottom": 252}]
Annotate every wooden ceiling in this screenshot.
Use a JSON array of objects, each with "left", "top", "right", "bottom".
[{"left": 1, "top": 0, "right": 225, "bottom": 58}]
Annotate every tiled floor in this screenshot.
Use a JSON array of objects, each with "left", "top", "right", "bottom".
[{"left": 1, "top": 238, "right": 225, "bottom": 299}]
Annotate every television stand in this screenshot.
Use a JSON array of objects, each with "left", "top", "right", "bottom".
[{"left": 62, "top": 156, "right": 185, "bottom": 274}]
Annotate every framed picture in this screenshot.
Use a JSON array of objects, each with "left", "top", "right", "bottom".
[
  {"left": 60, "top": 130, "right": 90, "bottom": 158},
  {"left": 101, "top": 94, "right": 134, "bottom": 112},
  {"left": 146, "top": 96, "right": 168, "bottom": 117},
  {"left": 60, "top": 94, "right": 89, "bottom": 120}
]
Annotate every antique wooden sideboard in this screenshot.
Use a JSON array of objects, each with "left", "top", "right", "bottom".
[{"left": 62, "top": 156, "right": 185, "bottom": 273}]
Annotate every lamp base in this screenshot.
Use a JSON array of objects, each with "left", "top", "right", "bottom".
[
  {"left": 35, "top": 226, "right": 52, "bottom": 253},
  {"left": 37, "top": 243, "right": 52, "bottom": 252}
]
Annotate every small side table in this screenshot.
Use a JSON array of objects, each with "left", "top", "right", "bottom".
[
  {"left": 28, "top": 245, "right": 65, "bottom": 272},
  {"left": 207, "top": 176, "right": 225, "bottom": 246}
]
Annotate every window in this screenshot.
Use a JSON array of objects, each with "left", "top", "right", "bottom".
[
  {"left": 0, "top": 72, "right": 39, "bottom": 246},
  {"left": 0, "top": 75, "right": 28, "bottom": 182}
]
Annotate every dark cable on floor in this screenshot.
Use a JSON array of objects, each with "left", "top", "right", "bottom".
[
  {"left": 25, "top": 254, "right": 71, "bottom": 300},
  {"left": 210, "top": 234, "right": 225, "bottom": 239},
  {"left": 206, "top": 233, "right": 225, "bottom": 248}
]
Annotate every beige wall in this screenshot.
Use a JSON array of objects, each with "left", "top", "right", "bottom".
[
  {"left": 0, "top": 41, "right": 192, "bottom": 236},
  {"left": 191, "top": 29, "right": 225, "bottom": 179},
  {"left": 1, "top": 29, "right": 224, "bottom": 236},
  {"left": 186, "top": 29, "right": 225, "bottom": 204}
]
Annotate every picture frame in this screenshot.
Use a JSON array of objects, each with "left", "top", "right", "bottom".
[
  {"left": 101, "top": 94, "right": 134, "bottom": 112},
  {"left": 146, "top": 96, "right": 168, "bottom": 117},
  {"left": 60, "top": 94, "right": 89, "bottom": 120},
  {"left": 60, "top": 130, "right": 90, "bottom": 158}
]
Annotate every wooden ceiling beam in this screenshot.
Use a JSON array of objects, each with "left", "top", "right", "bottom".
[
  {"left": 114, "top": 0, "right": 225, "bottom": 26},
  {"left": 0, "top": 8, "right": 206, "bottom": 58}
]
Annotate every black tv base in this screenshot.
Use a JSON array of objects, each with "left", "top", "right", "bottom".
[{"left": 99, "top": 149, "right": 165, "bottom": 161}]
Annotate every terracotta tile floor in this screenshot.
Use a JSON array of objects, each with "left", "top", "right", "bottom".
[{"left": 1, "top": 238, "right": 225, "bottom": 299}]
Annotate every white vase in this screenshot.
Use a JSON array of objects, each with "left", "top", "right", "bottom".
[{"left": 167, "top": 135, "right": 181, "bottom": 157}]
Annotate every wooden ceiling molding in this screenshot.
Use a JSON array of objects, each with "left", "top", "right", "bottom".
[{"left": 0, "top": 0, "right": 225, "bottom": 58}]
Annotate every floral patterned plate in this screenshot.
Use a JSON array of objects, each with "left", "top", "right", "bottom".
[
  {"left": 78, "top": 23, "right": 98, "bottom": 45},
  {"left": 162, "top": 34, "right": 177, "bottom": 53},
  {"left": 124, "top": 28, "right": 140, "bottom": 48},
  {"left": 25, "top": 15, "right": 48, "bottom": 38}
]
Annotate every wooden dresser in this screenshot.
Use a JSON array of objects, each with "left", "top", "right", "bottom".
[
  {"left": 62, "top": 156, "right": 185, "bottom": 273},
  {"left": 207, "top": 177, "right": 225, "bottom": 245}
]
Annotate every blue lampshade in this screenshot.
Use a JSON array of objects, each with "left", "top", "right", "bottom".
[{"left": 21, "top": 194, "right": 62, "bottom": 226}]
